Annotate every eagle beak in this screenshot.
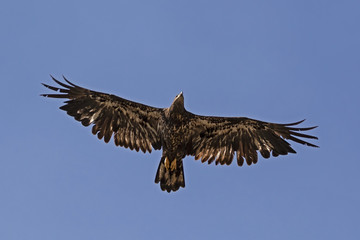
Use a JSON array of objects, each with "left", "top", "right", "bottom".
[{"left": 176, "top": 92, "right": 183, "bottom": 98}]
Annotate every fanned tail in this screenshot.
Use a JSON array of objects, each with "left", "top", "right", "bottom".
[{"left": 155, "top": 156, "right": 185, "bottom": 193}]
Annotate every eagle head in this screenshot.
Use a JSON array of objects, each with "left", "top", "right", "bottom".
[
  {"left": 174, "top": 91, "right": 184, "bottom": 104},
  {"left": 170, "top": 92, "right": 185, "bottom": 113}
]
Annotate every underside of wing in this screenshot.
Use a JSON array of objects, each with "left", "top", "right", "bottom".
[
  {"left": 42, "top": 76, "right": 163, "bottom": 152},
  {"left": 187, "top": 115, "right": 318, "bottom": 166}
]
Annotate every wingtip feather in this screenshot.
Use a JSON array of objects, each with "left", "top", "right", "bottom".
[
  {"left": 281, "top": 119, "right": 305, "bottom": 126},
  {"left": 62, "top": 75, "right": 80, "bottom": 87}
]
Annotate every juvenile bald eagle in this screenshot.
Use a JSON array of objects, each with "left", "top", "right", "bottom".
[{"left": 42, "top": 76, "right": 318, "bottom": 192}]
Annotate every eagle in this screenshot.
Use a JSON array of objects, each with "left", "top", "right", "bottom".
[{"left": 42, "top": 76, "right": 318, "bottom": 192}]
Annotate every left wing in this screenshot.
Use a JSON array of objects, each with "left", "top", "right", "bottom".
[
  {"left": 42, "top": 76, "right": 163, "bottom": 153},
  {"left": 185, "top": 114, "right": 318, "bottom": 166}
]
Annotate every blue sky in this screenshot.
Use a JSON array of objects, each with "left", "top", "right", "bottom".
[{"left": 1, "top": 0, "right": 359, "bottom": 239}]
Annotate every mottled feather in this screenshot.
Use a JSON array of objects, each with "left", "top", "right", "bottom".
[
  {"left": 42, "top": 76, "right": 162, "bottom": 152},
  {"left": 186, "top": 116, "right": 318, "bottom": 166}
]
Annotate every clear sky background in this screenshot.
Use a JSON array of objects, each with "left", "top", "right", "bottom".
[{"left": 1, "top": 0, "right": 359, "bottom": 239}]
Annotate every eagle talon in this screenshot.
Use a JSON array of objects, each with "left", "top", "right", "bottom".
[
  {"left": 164, "top": 157, "right": 170, "bottom": 169},
  {"left": 171, "top": 159, "right": 177, "bottom": 171}
]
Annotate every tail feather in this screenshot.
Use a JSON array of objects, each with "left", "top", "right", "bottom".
[{"left": 155, "top": 156, "right": 185, "bottom": 192}]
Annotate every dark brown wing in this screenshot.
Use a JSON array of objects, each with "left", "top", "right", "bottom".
[
  {"left": 186, "top": 114, "right": 318, "bottom": 166},
  {"left": 42, "top": 76, "right": 163, "bottom": 153}
]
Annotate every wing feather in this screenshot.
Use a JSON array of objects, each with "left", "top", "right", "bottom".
[
  {"left": 186, "top": 114, "right": 318, "bottom": 166},
  {"left": 42, "top": 76, "right": 163, "bottom": 152}
]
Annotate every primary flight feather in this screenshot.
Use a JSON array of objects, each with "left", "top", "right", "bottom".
[{"left": 42, "top": 76, "right": 318, "bottom": 192}]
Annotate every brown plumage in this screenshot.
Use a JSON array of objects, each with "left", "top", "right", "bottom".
[{"left": 42, "top": 76, "right": 318, "bottom": 192}]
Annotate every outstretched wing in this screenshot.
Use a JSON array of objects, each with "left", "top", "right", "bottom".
[
  {"left": 186, "top": 115, "right": 318, "bottom": 166},
  {"left": 42, "top": 76, "right": 163, "bottom": 153}
]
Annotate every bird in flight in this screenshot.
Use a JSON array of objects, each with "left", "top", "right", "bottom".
[{"left": 42, "top": 76, "right": 318, "bottom": 192}]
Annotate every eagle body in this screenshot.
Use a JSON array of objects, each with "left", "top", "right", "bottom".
[
  {"left": 42, "top": 76, "right": 318, "bottom": 193},
  {"left": 156, "top": 93, "right": 194, "bottom": 191}
]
